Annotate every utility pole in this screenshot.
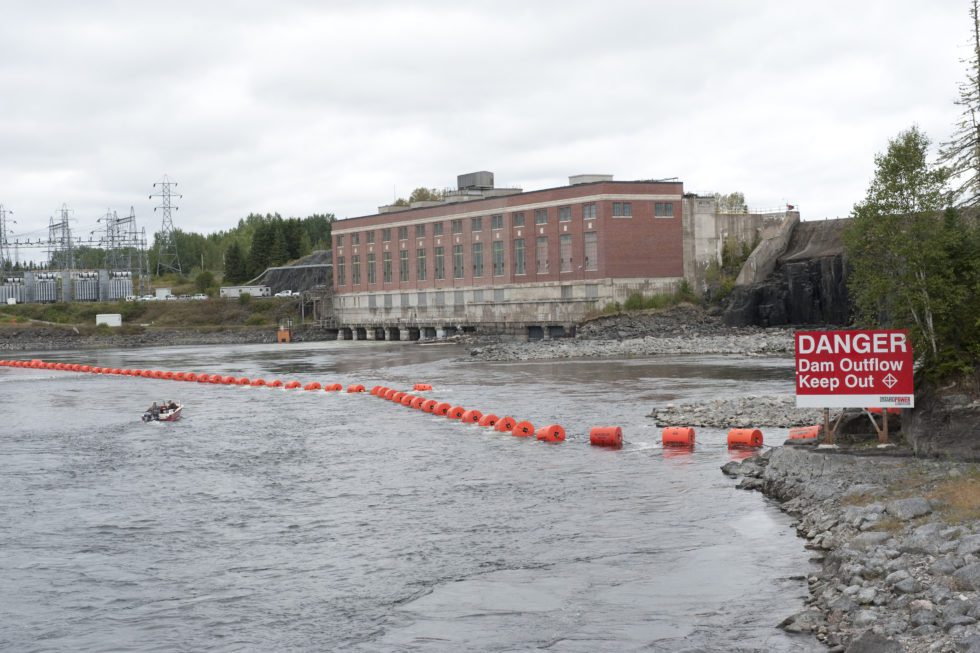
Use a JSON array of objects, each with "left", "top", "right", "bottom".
[
  {"left": 48, "top": 204, "right": 74, "bottom": 270},
  {"left": 151, "top": 175, "right": 182, "bottom": 276},
  {"left": 0, "top": 204, "right": 13, "bottom": 271}
]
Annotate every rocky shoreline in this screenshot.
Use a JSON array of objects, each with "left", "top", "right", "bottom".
[
  {"left": 650, "top": 394, "right": 824, "bottom": 429},
  {"left": 724, "top": 447, "right": 980, "bottom": 653}
]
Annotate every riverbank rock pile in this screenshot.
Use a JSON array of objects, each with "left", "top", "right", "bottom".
[
  {"left": 576, "top": 303, "right": 733, "bottom": 339},
  {"left": 650, "top": 395, "right": 824, "bottom": 428},
  {"left": 470, "top": 331, "right": 794, "bottom": 362},
  {"left": 724, "top": 447, "right": 980, "bottom": 653}
]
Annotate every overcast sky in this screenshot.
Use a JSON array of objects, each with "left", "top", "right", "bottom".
[{"left": 0, "top": 0, "right": 970, "bottom": 251}]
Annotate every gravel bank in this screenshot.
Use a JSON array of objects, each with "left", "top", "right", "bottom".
[
  {"left": 724, "top": 447, "right": 980, "bottom": 652},
  {"left": 650, "top": 394, "right": 825, "bottom": 429}
]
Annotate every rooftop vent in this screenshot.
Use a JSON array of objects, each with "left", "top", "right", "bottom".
[
  {"left": 457, "top": 171, "right": 494, "bottom": 190},
  {"left": 569, "top": 174, "right": 613, "bottom": 185}
]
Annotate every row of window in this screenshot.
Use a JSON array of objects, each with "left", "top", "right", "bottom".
[
  {"left": 335, "top": 233, "right": 599, "bottom": 286},
  {"left": 334, "top": 202, "right": 674, "bottom": 247},
  {"left": 338, "top": 284, "right": 602, "bottom": 308}
]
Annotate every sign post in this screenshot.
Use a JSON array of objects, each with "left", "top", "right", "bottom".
[{"left": 795, "top": 330, "right": 914, "bottom": 445}]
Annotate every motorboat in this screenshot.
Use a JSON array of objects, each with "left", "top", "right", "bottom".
[{"left": 142, "top": 403, "right": 183, "bottom": 422}]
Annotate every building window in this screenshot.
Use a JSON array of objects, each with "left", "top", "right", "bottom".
[
  {"left": 400, "top": 293, "right": 409, "bottom": 307},
  {"left": 337, "top": 256, "right": 345, "bottom": 285},
  {"left": 383, "top": 252, "right": 392, "bottom": 283},
  {"left": 493, "top": 288, "right": 505, "bottom": 302},
  {"left": 492, "top": 240, "right": 504, "bottom": 276},
  {"left": 453, "top": 244, "right": 464, "bottom": 279},
  {"left": 512, "top": 211, "right": 525, "bottom": 226},
  {"left": 655, "top": 201, "right": 674, "bottom": 217},
  {"left": 491, "top": 214, "right": 503, "bottom": 230},
  {"left": 417, "top": 292, "right": 427, "bottom": 307},
  {"left": 434, "top": 246, "right": 445, "bottom": 279},
  {"left": 584, "top": 232, "right": 598, "bottom": 271},
  {"left": 352, "top": 255, "right": 361, "bottom": 284},
  {"left": 560, "top": 234, "right": 572, "bottom": 272},
  {"left": 558, "top": 206, "right": 571, "bottom": 221},
  {"left": 536, "top": 236, "right": 548, "bottom": 273},
  {"left": 453, "top": 290, "right": 464, "bottom": 305},
  {"left": 368, "top": 294, "right": 376, "bottom": 308},
  {"left": 384, "top": 294, "right": 392, "bottom": 308},
  {"left": 583, "top": 203, "right": 596, "bottom": 220},
  {"left": 473, "top": 289, "right": 483, "bottom": 303},
  {"left": 435, "top": 291, "right": 445, "bottom": 306},
  {"left": 471, "top": 216, "right": 483, "bottom": 231},
  {"left": 382, "top": 228, "right": 391, "bottom": 242},
  {"left": 415, "top": 224, "right": 426, "bottom": 237},
  {"left": 514, "top": 238, "right": 525, "bottom": 275},
  {"left": 561, "top": 285, "right": 572, "bottom": 299},
  {"left": 335, "top": 235, "right": 344, "bottom": 247},
  {"left": 534, "top": 208, "right": 548, "bottom": 224},
  {"left": 367, "top": 253, "right": 376, "bottom": 284},
  {"left": 586, "top": 284, "right": 598, "bottom": 299},
  {"left": 399, "top": 250, "right": 409, "bottom": 282},
  {"left": 352, "top": 233, "right": 360, "bottom": 245},
  {"left": 434, "top": 222, "right": 444, "bottom": 236},
  {"left": 416, "top": 248, "right": 427, "bottom": 281},
  {"left": 398, "top": 226, "right": 408, "bottom": 240},
  {"left": 612, "top": 202, "right": 632, "bottom": 217},
  {"left": 472, "top": 242, "right": 484, "bottom": 277},
  {"left": 366, "top": 231, "right": 375, "bottom": 244},
  {"left": 451, "top": 219, "right": 463, "bottom": 234}
]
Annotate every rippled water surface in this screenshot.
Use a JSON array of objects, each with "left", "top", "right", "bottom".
[{"left": 1, "top": 341, "right": 820, "bottom": 652}]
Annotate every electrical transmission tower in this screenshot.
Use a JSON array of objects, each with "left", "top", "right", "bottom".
[
  {"left": 0, "top": 204, "right": 13, "bottom": 271},
  {"left": 150, "top": 175, "right": 182, "bottom": 276},
  {"left": 48, "top": 204, "right": 74, "bottom": 270},
  {"left": 98, "top": 208, "right": 122, "bottom": 270}
]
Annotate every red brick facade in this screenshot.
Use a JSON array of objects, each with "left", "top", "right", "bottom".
[{"left": 331, "top": 180, "right": 683, "bottom": 294}]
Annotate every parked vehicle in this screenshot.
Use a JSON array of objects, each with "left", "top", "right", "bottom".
[
  {"left": 275, "top": 290, "right": 294, "bottom": 297},
  {"left": 191, "top": 293, "right": 208, "bottom": 300}
]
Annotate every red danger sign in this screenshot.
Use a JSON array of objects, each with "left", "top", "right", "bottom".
[{"left": 794, "top": 329, "right": 914, "bottom": 408}]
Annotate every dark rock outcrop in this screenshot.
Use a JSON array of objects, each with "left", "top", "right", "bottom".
[
  {"left": 905, "top": 386, "right": 980, "bottom": 461},
  {"left": 724, "top": 219, "right": 851, "bottom": 327}
]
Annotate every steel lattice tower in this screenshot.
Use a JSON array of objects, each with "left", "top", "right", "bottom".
[
  {"left": 151, "top": 175, "right": 182, "bottom": 275},
  {"left": 48, "top": 204, "right": 74, "bottom": 270},
  {"left": 0, "top": 204, "right": 13, "bottom": 271}
]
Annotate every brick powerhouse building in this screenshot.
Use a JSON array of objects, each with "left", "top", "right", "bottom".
[{"left": 331, "top": 173, "right": 685, "bottom": 340}]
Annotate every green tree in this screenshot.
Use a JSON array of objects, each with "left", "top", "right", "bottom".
[
  {"left": 715, "top": 191, "right": 747, "bottom": 213},
  {"left": 843, "top": 126, "right": 980, "bottom": 381},
  {"left": 269, "top": 225, "right": 289, "bottom": 266},
  {"left": 224, "top": 241, "right": 247, "bottom": 284},
  {"left": 941, "top": 0, "right": 980, "bottom": 206},
  {"left": 195, "top": 270, "right": 215, "bottom": 294}
]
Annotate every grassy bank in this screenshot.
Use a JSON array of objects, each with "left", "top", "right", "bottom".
[{"left": 0, "top": 296, "right": 299, "bottom": 329}]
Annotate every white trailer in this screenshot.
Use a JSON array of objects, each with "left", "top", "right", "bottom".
[
  {"left": 96, "top": 313, "right": 122, "bottom": 327},
  {"left": 219, "top": 285, "right": 271, "bottom": 298}
]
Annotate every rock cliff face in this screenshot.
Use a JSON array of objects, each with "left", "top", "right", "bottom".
[
  {"left": 723, "top": 219, "right": 851, "bottom": 327},
  {"left": 906, "top": 388, "right": 980, "bottom": 461}
]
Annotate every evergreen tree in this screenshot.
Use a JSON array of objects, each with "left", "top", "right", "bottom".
[
  {"left": 224, "top": 241, "right": 247, "bottom": 284},
  {"left": 270, "top": 225, "right": 289, "bottom": 266}
]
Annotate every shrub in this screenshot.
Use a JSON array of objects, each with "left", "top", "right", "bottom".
[{"left": 238, "top": 292, "right": 252, "bottom": 307}]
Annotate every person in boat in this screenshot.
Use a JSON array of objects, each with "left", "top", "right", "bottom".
[
  {"left": 148, "top": 402, "right": 160, "bottom": 420},
  {"left": 166, "top": 400, "right": 177, "bottom": 411}
]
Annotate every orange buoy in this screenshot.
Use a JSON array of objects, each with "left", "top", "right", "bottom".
[
  {"left": 221, "top": 375, "right": 237, "bottom": 385},
  {"left": 400, "top": 394, "right": 415, "bottom": 406},
  {"left": 391, "top": 391, "right": 406, "bottom": 403},
  {"left": 590, "top": 426, "right": 623, "bottom": 448},
  {"left": 867, "top": 407, "right": 901, "bottom": 415},
  {"left": 303, "top": 381, "right": 321, "bottom": 391},
  {"left": 250, "top": 378, "right": 266, "bottom": 387},
  {"left": 141, "top": 370, "right": 154, "bottom": 378},
  {"left": 80, "top": 365, "right": 91, "bottom": 372},
  {"left": 347, "top": 384, "right": 365, "bottom": 393},
  {"left": 460, "top": 409, "right": 483, "bottom": 423},
  {"left": 727, "top": 428, "right": 763, "bottom": 449},
  {"left": 494, "top": 416, "right": 517, "bottom": 432},
  {"left": 536, "top": 424, "right": 566, "bottom": 443},
  {"left": 69, "top": 364, "right": 81, "bottom": 372},
  {"left": 283, "top": 380, "right": 301, "bottom": 390},
  {"left": 237, "top": 377, "right": 251, "bottom": 386},
  {"left": 269, "top": 379, "right": 283, "bottom": 388},
  {"left": 384, "top": 388, "right": 397, "bottom": 400},
  {"left": 447, "top": 406, "right": 466, "bottom": 420},
  {"left": 183, "top": 372, "right": 197, "bottom": 382},
  {"left": 413, "top": 383, "right": 433, "bottom": 391},
  {"left": 788, "top": 425, "right": 821, "bottom": 440},
  {"left": 370, "top": 385, "right": 383, "bottom": 395},
  {"left": 662, "top": 427, "right": 696, "bottom": 448},
  {"left": 511, "top": 420, "right": 535, "bottom": 437},
  {"left": 410, "top": 396, "right": 427, "bottom": 409},
  {"left": 434, "top": 402, "right": 451, "bottom": 416},
  {"left": 163, "top": 371, "right": 175, "bottom": 380},
  {"left": 170, "top": 372, "right": 183, "bottom": 381},
  {"left": 421, "top": 399, "right": 438, "bottom": 413},
  {"left": 324, "top": 383, "right": 343, "bottom": 392},
  {"left": 478, "top": 413, "right": 499, "bottom": 427}
]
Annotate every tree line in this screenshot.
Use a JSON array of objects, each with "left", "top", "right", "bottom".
[{"left": 844, "top": 0, "right": 980, "bottom": 385}]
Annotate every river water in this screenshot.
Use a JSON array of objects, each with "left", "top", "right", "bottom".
[{"left": 1, "top": 341, "right": 821, "bottom": 652}]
